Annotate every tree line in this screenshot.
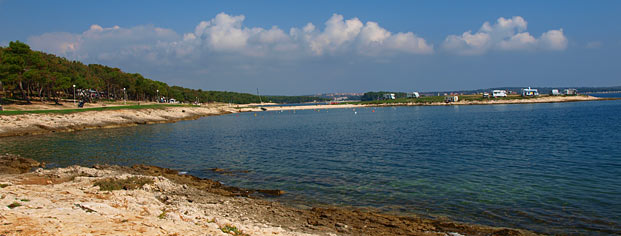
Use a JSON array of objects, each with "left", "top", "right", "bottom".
[{"left": 0, "top": 41, "right": 325, "bottom": 105}]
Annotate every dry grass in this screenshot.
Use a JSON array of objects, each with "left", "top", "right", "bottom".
[{"left": 93, "top": 177, "right": 153, "bottom": 191}]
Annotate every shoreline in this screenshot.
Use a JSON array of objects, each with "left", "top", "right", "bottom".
[
  {"left": 0, "top": 95, "right": 614, "bottom": 138},
  {"left": 0, "top": 154, "right": 537, "bottom": 235},
  {"left": 0, "top": 104, "right": 237, "bottom": 138}
]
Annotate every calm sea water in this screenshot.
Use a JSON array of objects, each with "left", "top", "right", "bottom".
[{"left": 2, "top": 96, "right": 620, "bottom": 235}]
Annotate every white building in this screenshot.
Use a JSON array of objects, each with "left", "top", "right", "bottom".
[{"left": 521, "top": 87, "right": 539, "bottom": 97}]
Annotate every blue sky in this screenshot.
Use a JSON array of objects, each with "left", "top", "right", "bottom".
[{"left": 1, "top": 0, "right": 620, "bottom": 95}]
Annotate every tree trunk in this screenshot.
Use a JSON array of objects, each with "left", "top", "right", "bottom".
[
  {"left": 53, "top": 89, "right": 60, "bottom": 105},
  {"left": 18, "top": 80, "right": 30, "bottom": 103},
  {"left": 0, "top": 81, "right": 3, "bottom": 110},
  {"left": 38, "top": 85, "right": 44, "bottom": 102},
  {"left": 27, "top": 83, "right": 32, "bottom": 100}
]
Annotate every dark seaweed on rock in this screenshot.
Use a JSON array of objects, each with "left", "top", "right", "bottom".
[{"left": 0, "top": 153, "right": 44, "bottom": 174}]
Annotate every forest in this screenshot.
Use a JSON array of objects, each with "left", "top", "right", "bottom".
[{"left": 0, "top": 41, "right": 325, "bottom": 105}]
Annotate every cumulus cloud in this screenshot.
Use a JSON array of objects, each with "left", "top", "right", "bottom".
[
  {"left": 29, "top": 24, "right": 180, "bottom": 62},
  {"left": 28, "top": 12, "right": 433, "bottom": 65},
  {"left": 25, "top": 13, "right": 568, "bottom": 79},
  {"left": 442, "top": 16, "right": 568, "bottom": 55},
  {"left": 295, "top": 14, "right": 432, "bottom": 55}
]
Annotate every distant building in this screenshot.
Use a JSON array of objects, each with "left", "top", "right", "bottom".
[
  {"left": 564, "top": 89, "right": 577, "bottom": 95},
  {"left": 521, "top": 87, "right": 539, "bottom": 97},
  {"left": 406, "top": 92, "right": 420, "bottom": 98},
  {"left": 551, "top": 89, "right": 561, "bottom": 96},
  {"left": 483, "top": 92, "right": 490, "bottom": 98},
  {"left": 444, "top": 95, "right": 459, "bottom": 103},
  {"left": 383, "top": 93, "right": 396, "bottom": 100},
  {"left": 492, "top": 90, "right": 507, "bottom": 98}
]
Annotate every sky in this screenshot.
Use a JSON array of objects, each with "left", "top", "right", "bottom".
[{"left": 1, "top": 0, "right": 620, "bottom": 95}]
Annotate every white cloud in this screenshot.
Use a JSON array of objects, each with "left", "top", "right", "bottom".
[
  {"left": 29, "top": 12, "right": 433, "bottom": 65},
  {"left": 296, "top": 14, "right": 432, "bottom": 55},
  {"left": 539, "top": 29, "right": 568, "bottom": 50},
  {"left": 442, "top": 16, "right": 568, "bottom": 54},
  {"left": 194, "top": 13, "right": 249, "bottom": 51},
  {"left": 24, "top": 13, "right": 569, "bottom": 81},
  {"left": 29, "top": 24, "right": 180, "bottom": 62},
  {"left": 359, "top": 21, "right": 391, "bottom": 45},
  {"left": 498, "top": 32, "right": 537, "bottom": 50}
]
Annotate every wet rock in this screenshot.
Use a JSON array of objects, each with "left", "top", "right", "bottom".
[
  {"left": 257, "top": 189, "right": 286, "bottom": 196},
  {"left": 207, "top": 168, "right": 251, "bottom": 176},
  {"left": 0, "top": 154, "right": 42, "bottom": 174}
]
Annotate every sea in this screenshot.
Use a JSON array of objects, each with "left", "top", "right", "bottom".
[{"left": 1, "top": 94, "right": 620, "bottom": 235}]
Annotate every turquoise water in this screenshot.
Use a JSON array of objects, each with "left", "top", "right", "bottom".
[{"left": 1, "top": 97, "right": 620, "bottom": 235}]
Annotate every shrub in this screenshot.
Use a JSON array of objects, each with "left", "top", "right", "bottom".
[{"left": 94, "top": 177, "right": 153, "bottom": 191}]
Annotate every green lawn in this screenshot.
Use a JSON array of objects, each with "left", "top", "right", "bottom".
[
  {"left": 348, "top": 96, "right": 446, "bottom": 105},
  {"left": 0, "top": 104, "right": 197, "bottom": 116}
]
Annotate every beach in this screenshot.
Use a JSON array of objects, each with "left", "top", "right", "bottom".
[{"left": 0, "top": 95, "right": 606, "bottom": 138}]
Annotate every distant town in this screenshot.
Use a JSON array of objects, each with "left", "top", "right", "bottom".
[{"left": 315, "top": 86, "right": 621, "bottom": 102}]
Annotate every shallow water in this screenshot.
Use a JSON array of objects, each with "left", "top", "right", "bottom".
[{"left": 2, "top": 96, "right": 620, "bottom": 235}]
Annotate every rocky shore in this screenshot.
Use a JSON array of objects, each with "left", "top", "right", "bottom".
[
  {"left": 0, "top": 104, "right": 243, "bottom": 138},
  {"left": 0, "top": 154, "right": 537, "bottom": 236}
]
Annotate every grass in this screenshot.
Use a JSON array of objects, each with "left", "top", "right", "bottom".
[
  {"left": 348, "top": 94, "right": 555, "bottom": 105},
  {"left": 0, "top": 103, "right": 199, "bottom": 116},
  {"left": 158, "top": 210, "right": 167, "bottom": 219},
  {"left": 0, "top": 184, "right": 10, "bottom": 188},
  {"left": 460, "top": 94, "right": 539, "bottom": 101},
  {"left": 7, "top": 202, "right": 22, "bottom": 209},
  {"left": 93, "top": 177, "right": 154, "bottom": 191},
  {"left": 20, "top": 199, "right": 30, "bottom": 202},
  {"left": 219, "top": 225, "right": 249, "bottom": 236},
  {"left": 348, "top": 96, "right": 446, "bottom": 105}
]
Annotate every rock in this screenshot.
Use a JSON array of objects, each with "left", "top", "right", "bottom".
[
  {"left": 257, "top": 189, "right": 286, "bottom": 196},
  {"left": 0, "top": 154, "right": 42, "bottom": 174}
]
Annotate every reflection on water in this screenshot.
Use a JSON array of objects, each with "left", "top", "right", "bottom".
[{"left": 2, "top": 99, "right": 621, "bottom": 235}]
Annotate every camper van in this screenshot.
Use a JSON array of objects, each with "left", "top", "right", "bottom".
[
  {"left": 551, "top": 89, "right": 561, "bottom": 96},
  {"left": 383, "top": 93, "right": 396, "bottom": 100},
  {"left": 492, "top": 90, "right": 507, "bottom": 98},
  {"left": 407, "top": 92, "right": 420, "bottom": 98},
  {"left": 444, "top": 96, "right": 459, "bottom": 103},
  {"left": 564, "top": 89, "right": 577, "bottom": 95}
]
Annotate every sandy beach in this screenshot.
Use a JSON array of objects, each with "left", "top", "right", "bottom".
[{"left": 0, "top": 154, "right": 536, "bottom": 236}]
